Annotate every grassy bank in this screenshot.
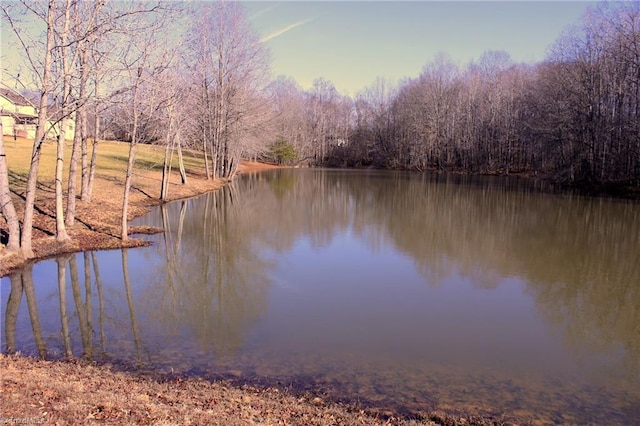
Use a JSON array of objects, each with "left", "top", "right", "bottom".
[{"left": 0, "top": 136, "right": 281, "bottom": 277}]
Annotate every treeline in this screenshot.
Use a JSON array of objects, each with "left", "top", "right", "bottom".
[{"left": 271, "top": 2, "right": 640, "bottom": 186}]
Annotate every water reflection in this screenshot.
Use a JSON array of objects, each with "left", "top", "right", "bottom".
[
  {"left": 142, "top": 187, "right": 272, "bottom": 357},
  {"left": 5, "top": 264, "right": 46, "bottom": 358},
  {"left": 56, "top": 256, "right": 73, "bottom": 357},
  {"left": 1, "top": 169, "right": 639, "bottom": 423}
]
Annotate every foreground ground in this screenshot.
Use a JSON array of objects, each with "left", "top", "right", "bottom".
[{"left": 1, "top": 354, "right": 455, "bottom": 425}]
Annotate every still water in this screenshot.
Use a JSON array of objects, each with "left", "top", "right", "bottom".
[{"left": 2, "top": 169, "right": 639, "bottom": 423}]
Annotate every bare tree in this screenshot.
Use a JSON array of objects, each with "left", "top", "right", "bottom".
[
  {"left": 267, "top": 76, "right": 306, "bottom": 161},
  {"left": 52, "top": 0, "right": 73, "bottom": 243},
  {"left": 66, "top": 0, "right": 104, "bottom": 225},
  {"left": 120, "top": 63, "right": 144, "bottom": 242},
  {"left": 85, "top": 42, "right": 113, "bottom": 201},
  {"left": 187, "top": 1, "right": 270, "bottom": 179},
  {"left": 118, "top": 8, "right": 176, "bottom": 240},
  {"left": 0, "top": 121, "right": 21, "bottom": 252},
  {"left": 18, "top": 0, "right": 55, "bottom": 257},
  {"left": 150, "top": 69, "right": 190, "bottom": 200}
]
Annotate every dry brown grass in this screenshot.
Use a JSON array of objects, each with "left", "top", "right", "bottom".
[{"left": 0, "top": 354, "right": 441, "bottom": 426}]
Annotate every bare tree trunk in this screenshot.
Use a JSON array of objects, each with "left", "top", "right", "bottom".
[
  {"left": 160, "top": 117, "right": 173, "bottom": 200},
  {"left": 201, "top": 79, "right": 212, "bottom": 179},
  {"left": 68, "top": 42, "right": 90, "bottom": 225},
  {"left": 53, "top": 0, "right": 73, "bottom": 243},
  {"left": 203, "top": 139, "right": 211, "bottom": 179},
  {"left": 0, "top": 124, "right": 21, "bottom": 252},
  {"left": 121, "top": 138, "right": 136, "bottom": 241},
  {"left": 160, "top": 139, "right": 171, "bottom": 200},
  {"left": 23, "top": 263, "right": 47, "bottom": 358},
  {"left": 211, "top": 147, "right": 218, "bottom": 180},
  {"left": 54, "top": 127, "right": 70, "bottom": 241},
  {"left": 21, "top": 0, "right": 56, "bottom": 258},
  {"left": 85, "top": 77, "right": 101, "bottom": 202},
  {"left": 176, "top": 133, "right": 187, "bottom": 184},
  {"left": 86, "top": 118, "right": 99, "bottom": 201},
  {"left": 67, "top": 110, "right": 82, "bottom": 226},
  {"left": 80, "top": 109, "right": 89, "bottom": 199},
  {"left": 121, "top": 85, "right": 139, "bottom": 241}
]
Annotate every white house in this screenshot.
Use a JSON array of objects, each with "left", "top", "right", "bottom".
[
  {"left": 0, "top": 87, "right": 38, "bottom": 139},
  {"left": 0, "top": 87, "right": 75, "bottom": 141}
]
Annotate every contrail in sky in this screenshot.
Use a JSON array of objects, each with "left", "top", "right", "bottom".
[
  {"left": 260, "top": 18, "right": 313, "bottom": 43},
  {"left": 250, "top": 3, "right": 280, "bottom": 20}
]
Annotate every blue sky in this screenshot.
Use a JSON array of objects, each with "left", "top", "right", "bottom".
[
  {"left": 1, "top": 1, "right": 595, "bottom": 96},
  {"left": 244, "top": 1, "right": 595, "bottom": 96}
]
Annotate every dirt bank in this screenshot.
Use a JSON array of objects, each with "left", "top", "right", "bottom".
[{"left": 0, "top": 152, "right": 279, "bottom": 277}]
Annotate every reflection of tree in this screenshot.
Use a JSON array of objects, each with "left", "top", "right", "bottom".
[
  {"left": 69, "top": 255, "right": 92, "bottom": 359},
  {"left": 507, "top": 201, "right": 640, "bottom": 381},
  {"left": 2, "top": 249, "right": 151, "bottom": 362},
  {"left": 4, "top": 273, "right": 22, "bottom": 354},
  {"left": 22, "top": 263, "right": 47, "bottom": 358},
  {"left": 57, "top": 256, "right": 73, "bottom": 358},
  {"left": 225, "top": 170, "right": 640, "bottom": 381},
  {"left": 122, "top": 248, "right": 143, "bottom": 363},
  {"left": 92, "top": 252, "right": 107, "bottom": 357},
  {"left": 142, "top": 186, "right": 272, "bottom": 357},
  {"left": 84, "top": 253, "right": 93, "bottom": 357},
  {"left": 4, "top": 264, "right": 47, "bottom": 357},
  {"left": 343, "top": 171, "right": 639, "bottom": 381}
]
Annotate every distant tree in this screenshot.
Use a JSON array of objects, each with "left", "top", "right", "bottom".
[
  {"left": 187, "top": 1, "right": 270, "bottom": 179},
  {"left": 267, "top": 76, "right": 307, "bottom": 161},
  {"left": 157, "top": 70, "right": 190, "bottom": 200},
  {"left": 268, "top": 139, "right": 297, "bottom": 165},
  {"left": 119, "top": 32, "right": 172, "bottom": 240}
]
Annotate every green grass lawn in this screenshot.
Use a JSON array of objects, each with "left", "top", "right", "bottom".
[{"left": 3, "top": 137, "right": 206, "bottom": 191}]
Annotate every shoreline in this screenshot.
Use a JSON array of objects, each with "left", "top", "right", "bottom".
[
  {"left": 0, "top": 353, "right": 456, "bottom": 425},
  {"left": 0, "top": 159, "right": 282, "bottom": 278}
]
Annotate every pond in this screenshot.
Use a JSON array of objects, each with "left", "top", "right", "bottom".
[{"left": 2, "top": 169, "right": 639, "bottom": 423}]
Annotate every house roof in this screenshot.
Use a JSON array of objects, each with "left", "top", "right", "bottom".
[
  {"left": 0, "top": 87, "right": 35, "bottom": 107},
  {"left": 9, "top": 112, "right": 38, "bottom": 121}
]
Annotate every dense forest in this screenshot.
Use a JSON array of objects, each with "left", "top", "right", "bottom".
[
  {"left": 0, "top": 1, "right": 639, "bottom": 257},
  {"left": 276, "top": 2, "right": 640, "bottom": 187}
]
